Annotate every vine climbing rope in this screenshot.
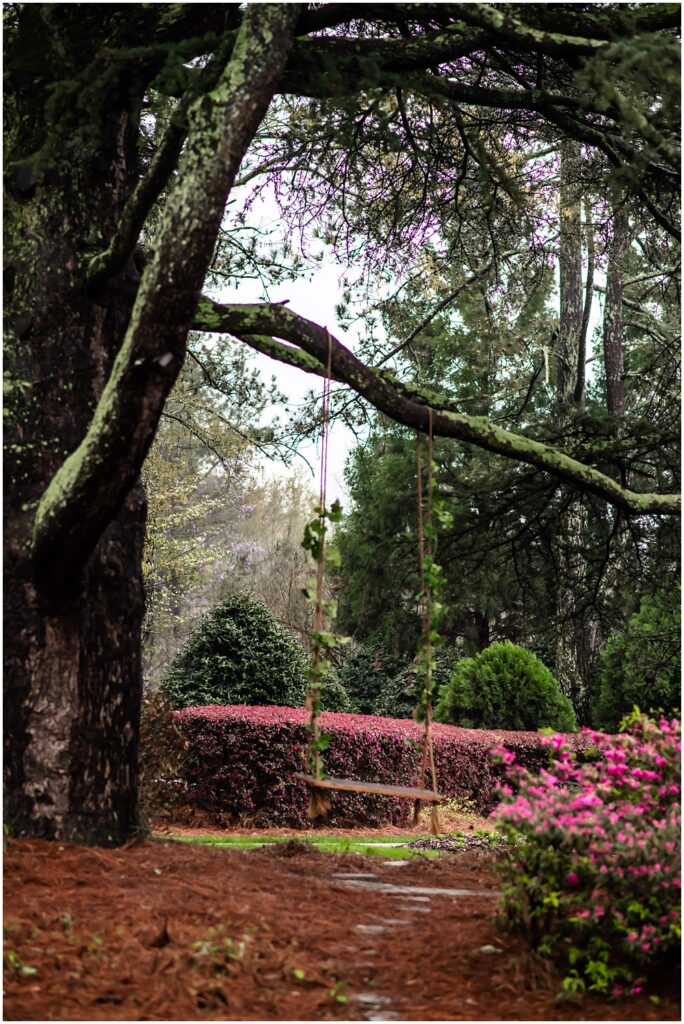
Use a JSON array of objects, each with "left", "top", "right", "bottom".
[
  {"left": 414, "top": 408, "right": 441, "bottom": 836},
  {"left": 413, "top": 411, "right": 440, "bottom": 835},
  {"left": 298, "top": 336, "right": 443, "bottom": 825},
  {"left": 305, "top": 329, "right": 334, "bottom": 819}
]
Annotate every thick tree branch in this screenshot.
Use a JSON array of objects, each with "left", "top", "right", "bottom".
[
  {"left": 87, "top": 100, "right": 191, "bottom": 287},
  {"left": 192, "top": 299, "right": 680, "bottom": 517},
  {"left": 448, "top": 4, "right": 611, "bottom": 58},
  {"left": 32, "top": 5, "right": 301, "bottom": 598}
]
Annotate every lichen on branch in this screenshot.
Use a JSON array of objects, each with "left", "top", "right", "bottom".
[{"left": 192, "top": 298, "right": 680, "bottom": 519}]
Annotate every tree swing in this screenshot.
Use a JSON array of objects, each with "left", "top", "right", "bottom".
[{"left": 295, "top": 334, "right": 444, "bottom": 835}]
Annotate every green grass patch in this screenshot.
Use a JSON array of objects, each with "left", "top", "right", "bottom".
[{"left": 162, "top": 832, "right": 443, "bottom": 858}]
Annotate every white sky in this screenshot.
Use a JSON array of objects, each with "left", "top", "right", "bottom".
[{"left": 214, "top": 189, "right": 367, "bottom": 507}]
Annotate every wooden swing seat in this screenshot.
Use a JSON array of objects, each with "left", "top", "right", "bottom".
[{"left": 294, "top": 772, "right": 443, "bottom": 802}]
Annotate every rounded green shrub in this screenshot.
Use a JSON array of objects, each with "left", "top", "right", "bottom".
[
  {"left": 336, "top": 639, "right": 407, "bottom": 715},
  {"left": 592, "top": 588, "right": 681, "bottom": 732},
  {"left": 435, "top": 641, "right": 576, "bottom": 732},
  {"left": 319, "top": 671, "right": 354, "bottom": 713},
  {"left": 160, "top": 593, "right": 308, "bottom": 709}
]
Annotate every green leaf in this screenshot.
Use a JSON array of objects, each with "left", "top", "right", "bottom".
[
  {"left": 325, "top": 546, "right": 341, "bottom": 569},
  {"left": 328, "top": 499, "right": 344, "bottom": 522}
]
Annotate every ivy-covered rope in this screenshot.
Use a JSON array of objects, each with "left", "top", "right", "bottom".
[
  {"left": 302, "top": 331, "right": 339, "bottom": 818},
  {"left": 308, "top": 334, "right": 332, "bottom": 767},
  {"left": 414, "top": 410, "right": 442, "bottom": 837}
]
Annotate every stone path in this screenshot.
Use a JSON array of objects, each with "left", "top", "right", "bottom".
[{"left": 334, "top": 868, "right": 495, "bottom": 1020}]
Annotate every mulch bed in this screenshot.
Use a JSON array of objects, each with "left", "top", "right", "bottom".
[{"left": 4, "top": 837, "right": 680, "bottom": 1021}]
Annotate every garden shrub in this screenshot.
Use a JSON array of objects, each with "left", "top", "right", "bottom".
[
  {"left": 319, "top": 671, "right": 354, "bottom": 713},
  {"left": 336, "top": 639, "right": 407, "bottom": 714},
  {"left": 373, "top": 645, "right": 458, "bottom": 719},
  {"left": 175, "top": 704, "right": 590, "bottom": 828},
  {"left": 435, "top": 641, "right": 577, "bottom": 732},
  {"left": 493, "top": 712, "right": 681, "bottom": 998},
  {"left": 371, "top": 668, "right": 416, "bottom": 720},
  {"left": 160, "top": 593, "right": 308, "bottom": 709},
  {"left": 593, "top": 589, "right": 681, "bottom": 732}
]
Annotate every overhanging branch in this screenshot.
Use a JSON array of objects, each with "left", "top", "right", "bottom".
[{"left": 192, "top": 298, "right": 680, "bottom": 518}]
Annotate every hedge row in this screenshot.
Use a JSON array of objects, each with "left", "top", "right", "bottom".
[{"left": 175, "top": 705, "right": 595, "bottom": 828}]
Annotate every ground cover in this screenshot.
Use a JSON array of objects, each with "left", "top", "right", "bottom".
[
  {"left": 167, "top": 832, "right": 444, "bottom": 859},
  {"left": 4, "top": 836, "right": 679, "bottom": 1021}
]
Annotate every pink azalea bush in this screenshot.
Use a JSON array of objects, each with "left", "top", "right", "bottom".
[
  {"left": 174, "top": 705, "right": 590, "bottom": 828},
  {"left": 492, "top": 712, "right": 681, "bottom": 997}
]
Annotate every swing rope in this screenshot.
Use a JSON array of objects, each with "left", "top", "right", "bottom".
[
  {"left": 305, "top": 330, "right": 334, "bottom": 818},
  {"left": 299, "top": 339, "right": 443, "bottom": 822},
  {"left": 414, "top": 409, "right": 441, "bottom": 836}
]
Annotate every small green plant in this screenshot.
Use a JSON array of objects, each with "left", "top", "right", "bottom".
[
  {"left": 4, "top": 950, "right": 37, "bottom": 977},
  {"left": 190, "top": 926, "right": 247, "bottom": 974},
  {"left": 85, "top": 932, "right": 103, "bottom": 955},
  {"left": 329, "top": 979, "right": 348, "bottom": 1004},
  {"left": 435, "top": 641, "right": 576, "bottom": 732}
]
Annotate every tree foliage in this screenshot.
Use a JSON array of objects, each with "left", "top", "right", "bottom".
[
  {"left": 592, "top": 589, "right": 681, "bottom": 732},
  {"left": 160, "top": 593, "right": 308, "bottom": 711},
  {"left": 435, "top": 641, "right": 577, "bottom": 732}
]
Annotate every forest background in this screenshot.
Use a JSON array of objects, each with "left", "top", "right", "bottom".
[{"left": 141, "top": 13, "right": 680, "bottom": 730}]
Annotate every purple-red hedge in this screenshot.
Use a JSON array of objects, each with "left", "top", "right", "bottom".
[{"left": 175, "top": 705, "right": 593, "bottom": 828}]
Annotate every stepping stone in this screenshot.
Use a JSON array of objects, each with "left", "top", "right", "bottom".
[
  {"left": 336, "top": 879, "right": 493, "bottom": 897},
  {"left": 334, "top": 872, "right": 379, "bottom": 880},
  {"left": 351, "top": 993, "right": 391, "bottom": 1006}
]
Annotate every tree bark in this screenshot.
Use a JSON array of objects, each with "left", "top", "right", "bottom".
[
  {"left": 556, "top": 140, "right": 584, "bottom": 411},
  {"left": 554, "top": 141, "right": 595, "bottom": 720},
  {"left": 603, "top": 205, "right": 630, "bottom": 417},
  {"left": 5, "top": 99, "right": 146, "bottom": 842},
  {"left": 5, "top": 4, "right": 299, "bottom": 843}
]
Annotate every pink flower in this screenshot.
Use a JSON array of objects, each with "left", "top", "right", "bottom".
[{"left": 566, "top": 872, "right": 579, "bottom": 886}]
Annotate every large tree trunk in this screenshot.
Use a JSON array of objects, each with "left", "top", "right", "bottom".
[
  {"left": 603, "top": 205, "right": 630, "bottom": 417},
  {"left": 4, "top": 3, "right": 300, "bottom": 844},
  {"left": 556, "top": 141, "right": 584, "bottom": 411},
  {"left": 553, "top": 141, "right": 596, "bottom": 721},
  {"left": 5, "top": 108, "right": 144, "bottom": 843}
]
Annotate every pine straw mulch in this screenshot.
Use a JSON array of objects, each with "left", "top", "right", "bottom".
[{"left": 4, "top": 837, "right": 680, "bottom": 1022}]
